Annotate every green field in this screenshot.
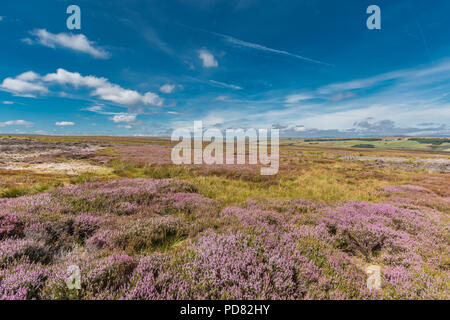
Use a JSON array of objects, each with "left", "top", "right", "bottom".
[{"left": 283, "top": 137, "right": 450, "bottom": 152}]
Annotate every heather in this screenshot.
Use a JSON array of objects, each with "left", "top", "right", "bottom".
[
  {"left": 0, "top": 177, "right": 448, "bottom": 300},
  {"left": 0, "top": 137, "right": 449, "bottom": 300}
]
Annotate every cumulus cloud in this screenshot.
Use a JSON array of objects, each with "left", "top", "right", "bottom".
[
  {"left": 43, "top": 68, "right": 107, "bottom": 88},
  {"left": 160, "top": 84, "right": 175, "bottom": 94},
  {"left": 90, "top": 86, "right": 162, "bottom": 107},
  {"left": 17, "top": 71, "right": 40, "bottom": 81},
  {"left": 25, "top": 29, "right": 110, "bottom": 59},
  {"left": 110, "top": 113, "right": 136, "bottom": 123},
  {"left": 198, "top": 50, "right": 218, "bottom": 68},
  {"left": 1, "top": 68, "right": 163, "bottom": 108},
  {"left": 0, "top": 71, "right": 48, "bottom": 97},
  {"left": 55, "top": 121, "right": 75, "bottom": 126},
  {"left": 0, "top": 120, "right": 34, "bottom": 127}
]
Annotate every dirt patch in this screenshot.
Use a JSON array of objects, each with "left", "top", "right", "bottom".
[
  {"left": 0, "top": 138, "right": 111, "bottom": 175},
  {"left": 0, "top": 161, "right": 112, "bottom": 175}
]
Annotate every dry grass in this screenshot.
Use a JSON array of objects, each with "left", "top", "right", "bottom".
[{"left": 1, "top": 135, "right": 447, "bottom": 207}]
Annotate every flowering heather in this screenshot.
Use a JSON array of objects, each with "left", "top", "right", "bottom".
[
  {"left": 0, "top": 211, "right": 24, "bottom": 239},
  {"left": 0, "top": 178, "right": 448, "bottom": 300},
  {"left": 113, "top": 216, "right": 188, "bottom": 253},
  {"left": 382, "top": 185, "right": 430, "bottom": 193},
  {"left": 0, "top": 263, "right": 50, "bottom": 300}
]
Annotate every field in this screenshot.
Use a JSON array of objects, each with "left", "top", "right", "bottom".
[
  {"left": 289, "top": 137, "right": 450, "bottom": 152},
  {"left": 0, "top": 135, "right": 449, "bottom": 299}
]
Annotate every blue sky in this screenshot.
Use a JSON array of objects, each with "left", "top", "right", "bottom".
[{"left": 0, "top": 0, "right": 449, "bottom": 137}]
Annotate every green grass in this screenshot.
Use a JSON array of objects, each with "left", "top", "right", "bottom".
[{"left": 0, "top": 183, "right": 52, "bottom": 198}]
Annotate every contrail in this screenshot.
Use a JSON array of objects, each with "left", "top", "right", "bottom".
[
  {"left": 181, "top": 24, "right": 333, "bottom": 66},
  {"left": 224, "top": 35, "right": 332, "bottom": 66}
]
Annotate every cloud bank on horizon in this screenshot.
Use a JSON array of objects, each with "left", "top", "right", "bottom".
[{"left": 0, "top": 0, "right": 449, "bottom": 137}]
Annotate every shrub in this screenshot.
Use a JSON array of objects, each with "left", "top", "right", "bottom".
[
  {"left": 0, "top": 264, "right": 50, "bottom": 300},
  {"left": 114, "top": 216, "right": 187, "bottom": 253}
]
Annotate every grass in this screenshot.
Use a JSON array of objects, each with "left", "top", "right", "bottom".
[
  {"left": 0, "top": 135, "right": 446, "bottom": 205},
  {"left": 290, "top": 137, "right": 450, "bottom": 152},
  {"left": 1, "top": 135, "right": 448, "bottom": 300},
  {"left": 99, "top": 150, "right": 421, "bottom": 205}
]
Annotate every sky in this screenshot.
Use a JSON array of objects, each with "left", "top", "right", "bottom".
[{"left": 0, "top": 0, "right": 449, "bottom": 137}]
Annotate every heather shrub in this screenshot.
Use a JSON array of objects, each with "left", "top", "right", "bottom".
[
  {"left": 48, "top": 179, "right": 201, "bottom": 216},
  {"left": 220, "top": 205, "right": 291, "bottom": 236},
  {"left": 156, "top": 180, "right": 198, "bottom": 194},
  {"left": 382, "top": 265, "right": 449, "bottom": 299},
  {"left": 22, "top": 220, "right": 81, "bottom": 262},
  {"left": 24, "top": 223, "right": 52, "bottom": 243},
  {"left": 113, "top": 216, "right": 188, "bottom": 253},
  {"left": 126, "top": 254, "right": 190, "bottom": 300},
  {"left": 86, "top": 229, "right": 117, "bottom": 251},
  {"left": 0, "top": 239, "right": 50, "bottom": 267},
  {"left": 73, "top": 214, "right": 102, "bottom": 240},
  {"left": 0, "top": 211, "right": 24, "bottom": 240},
  {"left": 127, "top": 231, "right": 324, "bottom": 300},
  {"left": 296, "top": 238, "right": 375, "bottom": 299},
  {"left": 169, "top": 193, "right": 216, "bottom": 215},
  {"left": 0, "top": 264, "right": 50, "bottom": 300},
  {"left": 183, "top": 232, "right": 323, "bottom": 299},
  {"left": 322, "top": 202, "right": 423, "bottom": 262},
  {"left": 84, "top": 254, "right": 137, "bottom": 299},
  {"left": 0, "top": 177, "right": 448, "bottom": 300}
]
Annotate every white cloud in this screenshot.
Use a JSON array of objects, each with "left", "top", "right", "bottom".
[
  {"left": 44, "top": 69, "right": 163, "bottom": 106},
  {"left": 160, "top": 84, "right": 175, "bottom": 94},
  {"left": 209, "top": 80, "right": 242, "bottom": 90},
  {"left": 318, "top": 60, "right": 450, "bottom": 95},
  {"left": 27, "top": 29, "right": 110, "bottom": 59},
  {"left": 0, "top": 71, "right": 48, "bottom": 97},
  {"left": 55, "top": 121, "right": 75, "bottom": 126},
  {"left": 93, "top": 85, "right": 163, "bottom": 106},
  {"left": 82, "top": 105, "right": 119, "bottom": 116},
  {"left": 167, "top": 111, "right": 179, "bottom": 115},
  {"left": 17, "top": 71, "right": 40, "bottom": 81},
  {"left": 110, "top": 113, "right": 136, "bottom": 123},
  {"left": 1, "top": 68, "right": 163, "bottom": 108},
  {"left": 116, "top": 124, "right": 132, "bottom": 129},
  {"left": 285, "top": 94, "right": 312, "bottom": 104},
  {"left": 0, "top": 120, "right": 34, "bottom": 127},
  {"left": 226, "top": 36, "right": 331, "bottom": 66},
  {"left": 198, "top": 49, "right": 218, "bottom": 68},
  {"left": 214, "top": 95, "right": 229, "bottom": 101},
  {"left": 84, "top": 105, "right": 104, "bottom": 113},
  {"left": 43, "top": 68, "right": 107, "bottom": 88},
  {"left": 2, "top": 101, "right": 14, "bottom": 105},
  {"left": 192, "top": 27, "right": 331, "bottom": 66}
]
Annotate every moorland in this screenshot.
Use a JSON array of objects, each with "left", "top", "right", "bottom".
[{"left": 0, "top": 135, "right": 448, "bottom": 299}]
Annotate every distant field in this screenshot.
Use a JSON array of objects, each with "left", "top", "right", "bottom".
[{"left": 283, "top": 137, "right": 450, "bottom": 152}]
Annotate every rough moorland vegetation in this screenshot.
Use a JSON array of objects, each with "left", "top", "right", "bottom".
[{"left": 0, "top": 137, "right": 449, "bottom": 299}]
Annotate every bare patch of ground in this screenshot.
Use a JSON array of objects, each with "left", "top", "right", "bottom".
[
  {"left": 0, "top": 138, "right": 111, "bottom": 175},
  {"left": 0, "top": 160, "right": 112, "bottom": 175}
]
